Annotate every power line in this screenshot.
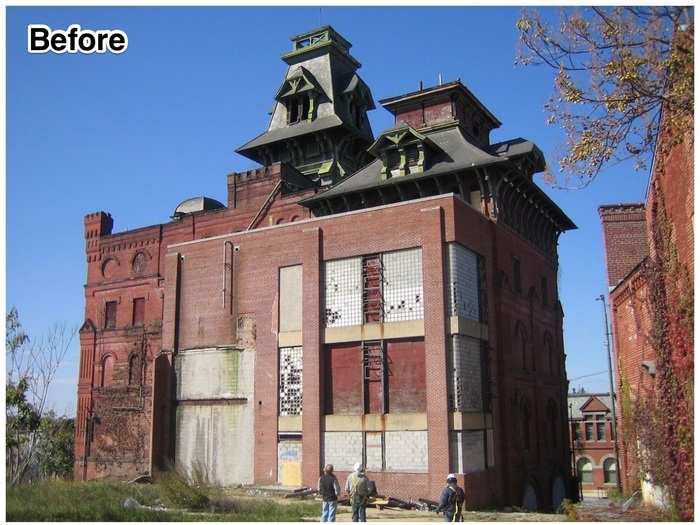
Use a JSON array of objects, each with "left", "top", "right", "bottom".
[{"left": 569, "top": 370, "right": 607, "bottom": 381}]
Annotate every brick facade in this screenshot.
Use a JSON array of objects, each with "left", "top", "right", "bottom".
[{"left": 75, "top": 25, "right": 575, "bottom": 510}]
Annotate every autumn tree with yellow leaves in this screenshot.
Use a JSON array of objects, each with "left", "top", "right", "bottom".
[{"left": 516, "top": 7, "right": 693, "bottom": 186}]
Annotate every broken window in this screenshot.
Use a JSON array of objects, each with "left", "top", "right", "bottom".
[
  {"left": 324, "top": 257, "right": 362, "bottom": 327},
  {"left": 132, "top": 297, "right": 145, "bottom": 326},
  {"left": 447, "top": 335, "right": 483, "bottom": 412},
  {"left": 287, "top": 94, "right": 311, "bottom": 124},
  {"left": 279, "top": 346, "right": 303, "bottom": 416},
  {"left": 104, "top": 301, "right": 117, "bottom": 330},
  {"left": 382, "top": 248, "right": 423, "bottom": 323},
  {"left": 447, "top": 243, "right": 481, "bottom": 321},
  {"left": 324, "top": 248, "right": 423, "bottom": 327}
]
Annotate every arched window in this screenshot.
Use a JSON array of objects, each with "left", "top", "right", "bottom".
[
  {"left": 101, "top": 354, "right": 114, "bottom": 387},
  {"left": 276, "top": 217, "right": 285, "bottom": 225},
  {"left": 521, "top": 400, "right": 531, "bottom": 451},
  {"left": 128, "top": 354, "right": 140, "bottom": 385},
  {"left": 547, "top": 400, "right": 558, "bottom": 448},
  {"left": 515, "top": 322, "right": 528, "bottom": 370},
  {"left": 577, "top": 457, "right": 593, "bottom": 484},
  {"left": 544, "top": 333, "right": 554, "bottom": 375},
  {"left": 604, "top": 458, "right": 618, "bottom": 485}
]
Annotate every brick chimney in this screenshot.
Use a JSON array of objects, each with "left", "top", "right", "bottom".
[{"left": 599, "top": 203, "right": 648, "bottom": 288}]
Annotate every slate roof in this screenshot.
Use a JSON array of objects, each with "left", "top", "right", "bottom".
[
  {"left": 237, "top": 115, "right": 345, "bottom": 154},
  {"left": 568, "top": 393, "right": 613, "bottom": 418},
  {"left": 300, "top": 124, "right": 508, "bottom": 202}
]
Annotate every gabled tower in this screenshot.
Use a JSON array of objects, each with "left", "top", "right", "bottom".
[{"left": 237, "top": 26, "right": 375, "bottom": 185}]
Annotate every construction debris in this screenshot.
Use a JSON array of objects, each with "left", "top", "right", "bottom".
[{"left": 284, "top": 487, "right": 317, "bottom": 499}]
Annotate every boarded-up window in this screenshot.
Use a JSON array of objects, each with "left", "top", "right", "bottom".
[
  {"left": 450, "top": 430, "right": 486, "bottom": 474},
  {"left": 325, "top": 343, "right": 362, "bottom": 414},
  {"left": 279, "top": 266, "right": 303, "bottom": 332},
  {"left": 101, "top": 354, "right": 114, "bottom": 387},
  {"left": 104, "top": 301, "right": 117, "bottom": 330},
  {"left": 132, "top": 297, "right": 145, "bottom": 326},
  {"left": 128, "top": 354, "right": 140, "bottom": 385},
  {"left": 386, "top": 339, "right": 426, "bottom": 413},
  {"left": 279, "top": 347, "right": 303, "bottom": 416}
]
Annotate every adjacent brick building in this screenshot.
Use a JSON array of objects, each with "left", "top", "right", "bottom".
[
  {"left": 75, "top": 26, "right": 577, "bottom": 510},
  {"left": 599, "top": 58, "right": 693, "bottom": 512},
  {"left": 568, "top": 391, "right": 617, "bottom": 498}
]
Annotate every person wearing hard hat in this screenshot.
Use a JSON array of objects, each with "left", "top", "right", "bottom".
[
  {"left": 436, "top": 473, "right": 465, "bottom": 522},
  {"left": 344, "top": 463, "right": 370, "bottom": 522}
]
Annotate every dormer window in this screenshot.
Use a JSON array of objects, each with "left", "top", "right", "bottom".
[
  {"left": 287, "top": 93, "right": 311, "bottom": 124},
  {"left": 275, "top": 66, "right": 324, "bottom": 126},
  {"left": 368, "top": 126, "right": 438, "bottom": 180}
]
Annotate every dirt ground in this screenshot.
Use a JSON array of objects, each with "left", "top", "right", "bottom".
[{"left": 323, "top": 506, "right": 564, "bottom": 522}]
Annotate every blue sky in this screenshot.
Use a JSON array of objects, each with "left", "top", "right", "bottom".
[{"left": 7, "top": 6, "right": 650, "bottom": 415}]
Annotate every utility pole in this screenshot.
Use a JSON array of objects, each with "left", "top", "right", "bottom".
[
  {"left": 597, "top": 294, "right": 623, "bottom": 493},
  {"left": 568, "top": 402, "right": 580, "bottom": 501}
]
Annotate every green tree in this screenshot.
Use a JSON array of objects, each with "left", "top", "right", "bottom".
[
  {"left": 35, "top": 412, "right": 75, "bottom": 479},
  {"left": 516, "top": 7, "right": 693, "bottom": 186},
  {"left": 6, "top": 307, "right": 76, "bottom": 484}
]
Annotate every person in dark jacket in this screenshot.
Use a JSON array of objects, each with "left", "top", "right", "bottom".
[
  {"left": 437, "top": 473, "right": 465, "bottom": 522},
  {"left": 318, "top": 464, "right": 341, "bottom": 522}
]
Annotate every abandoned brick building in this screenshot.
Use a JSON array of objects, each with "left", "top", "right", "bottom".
[{"left": 75, "top": 26, "right": 576, "bottom": 510}]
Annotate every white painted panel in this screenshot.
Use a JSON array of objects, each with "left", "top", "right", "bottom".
[
  {"left": 175, "top": 348, "right": 246, "bottom": 401},
  {"left": 175, "top": 402, "right": 254, "bottom": 486}
]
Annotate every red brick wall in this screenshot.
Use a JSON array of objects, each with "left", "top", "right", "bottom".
[
  {"left": 77, "top": 190, "right": 571, "bottom": 509},
  {"left": 326, "top": 343, "right": 363, "bottom": 414},
  {"left": 386, "top": 338, "right": 426, "bottom": 413},
  {"left": 599, "top": 204, "right": 649, "bottom": 287}
]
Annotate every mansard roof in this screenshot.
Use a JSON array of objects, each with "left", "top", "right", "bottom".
[
  {"left": 237, "top": 114, "right": 345, "bottom": 153},
  {"left": 300, "top": 122, "right": 505, "bottom": 201}
]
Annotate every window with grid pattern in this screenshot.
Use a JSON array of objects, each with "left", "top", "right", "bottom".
[
  {"left": 446, "top": 243, "right": 481, "bottom": 321},
  {"left": 279, "top": 347, "right": 303, "bottom": 416},
  {"left": 324, "top": 257, "right": 362, "bottom": 327},
  {"left": 382, "top": 248, "right": 423, "bottom": 322}
]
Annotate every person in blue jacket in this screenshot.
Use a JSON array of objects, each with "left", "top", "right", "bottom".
[{"left": 437, "top": 473, "right": 465, "bottom": 522}]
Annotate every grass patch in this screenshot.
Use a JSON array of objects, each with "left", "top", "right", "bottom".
[{"left": 6, "top": 480, "right": 320, "bottom": 522}]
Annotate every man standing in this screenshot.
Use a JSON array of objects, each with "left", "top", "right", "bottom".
[
  {"left": 317, "top": 464, "right": 341, "bottom": 522},
  {"left": 437, "top": 473, "right": 465, "bottom": 522},
  {"left": 345, "top": 463, "right": 370, "bottom": 522}
]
